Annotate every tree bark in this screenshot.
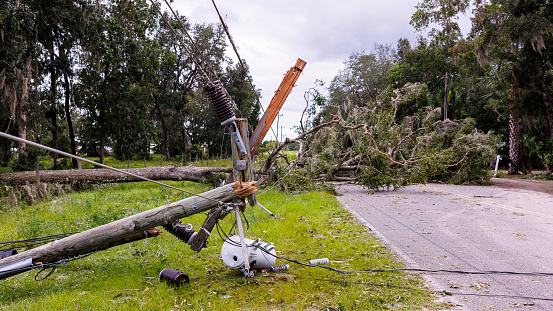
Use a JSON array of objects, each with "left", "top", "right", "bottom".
[
  {"left": 16, "top": 57, "right": 32, "bottom": 156},
  {"left": 0, "top": 182, "right": 253, "bottom": 267},
  {"left": 63, "top": 67, "right": 77, "bottom": 168},
  {"left": 182, "top": 125, "right": 191, "bottom": 154},
  {"left": 0, "top": 166, "right": 236, "bottom": 185},
  {"left": 536, "top": 59, "right": 553, "bottom": 139},
  {"left": 49, "top": 47, "right": 59, "bottom": 169},
  {"left": 508, "top": 95, "right": 523, "bottom": 175},
  {"left": 154, "top": 96, "right": 171, "bottom": 160}
]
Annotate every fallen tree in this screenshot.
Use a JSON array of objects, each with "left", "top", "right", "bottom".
[
  {"left": 0, "top": 166, "right": 236, "bottom": 185},
  {"left": 258, "top": 83, "right": 499, "bottom": 191}
]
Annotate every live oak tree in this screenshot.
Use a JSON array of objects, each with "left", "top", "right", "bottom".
[{"left": 412, "top": 0, "right": 553, "bottom": 174}]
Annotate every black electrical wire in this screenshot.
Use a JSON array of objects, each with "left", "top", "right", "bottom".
[
  {"left": 34, "top": 266, "right": 56, "bottom": 281},
  {"left": 241, "top": 210, "right": 250, "bottom": 231},
  {"left": 214, "top": 227, "right": 553, "bottom": 278},
  {"left": 254, "top": 245, "right": 553, "bottom": 277},
  {"left": 1, "top": 232, "right": 79, "bottom": 252},
  {"left": 0, "top": 251, "right": 99, "bottom": 282},
  {"left": 295, "top": 276, "right": 553, "bottom": 302}
]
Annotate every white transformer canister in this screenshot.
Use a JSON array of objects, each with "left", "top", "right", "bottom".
[{"left": 220, "top": 236, "right": 276, "bottom": 270}]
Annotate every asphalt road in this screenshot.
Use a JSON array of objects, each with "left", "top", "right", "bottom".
[{"left": 336, "top": 179, "right": 553, "bottom": 311}]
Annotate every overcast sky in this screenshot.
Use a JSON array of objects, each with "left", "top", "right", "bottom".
[{"left": 170, "top": 1, "right": 433, "bottom": 140}]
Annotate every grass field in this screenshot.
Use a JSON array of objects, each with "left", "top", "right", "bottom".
[{"left": 0, "top": 180, "right": 439, "bottom": 310}]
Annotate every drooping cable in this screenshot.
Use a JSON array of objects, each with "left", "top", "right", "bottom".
[
  {"left": 252, "top": 244, "right": 553, "bottom": 277},
  {"left": 162, "top": 0, "right": 219, "bottom": 80},
  {"left": 0, "top": 232, "right": 78, "bottom": 252},
  {"left": 212, "top": 224, "right": 553, "bottom": 278},
  {"left": 148, "top": 0, "right": 212, "bottom": 81},
  {"left": 0, "top": 131, "right": 226, "bottom": 205},
  {"left": 210, "top": 0, "right": 243, "bottom": 66}
]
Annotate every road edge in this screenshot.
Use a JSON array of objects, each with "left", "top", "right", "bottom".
[{"left": 338, "top": 198, "right": 469, "bottom": 311}]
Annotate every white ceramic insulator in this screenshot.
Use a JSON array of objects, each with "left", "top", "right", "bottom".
[
  {"left": 220, "top": 236, "right": 276, "bottom": 270},
  {"left": 309, "top": 258, "right": 330, "bottom": 265}
]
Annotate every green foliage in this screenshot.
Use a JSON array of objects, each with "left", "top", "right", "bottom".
[
  {"left": 304, "top": 82, "right": 498, "bottom": 190},
  {"left": 522, "top": 135, "right": 553, "bottom": 171},
  {"left": 187, "top": 143, "right": 203, "bottom": 158},
  {"left": 1, "top": 0, "right": 261, "bottom": 168}
]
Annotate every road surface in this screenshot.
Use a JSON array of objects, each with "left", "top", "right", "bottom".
[{"left": 337, "top": 178, "right": 553, "bottom": 310}]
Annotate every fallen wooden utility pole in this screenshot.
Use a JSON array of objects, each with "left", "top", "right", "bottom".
[
  {"left": 0, "top": 182, "right": 256, "bottom": 268},
  {"left": 0, "top": 166, "right": 236, "bottom": 186}
]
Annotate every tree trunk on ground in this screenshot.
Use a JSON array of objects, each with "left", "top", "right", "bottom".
[{"left": 0, "top": 166, "right": 238, "bottom": 185}]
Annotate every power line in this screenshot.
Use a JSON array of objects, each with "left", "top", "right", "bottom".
[
  {"left": 161, "top": 0, "right": 219, "bottom": 80},
  {"left": 148, "top": 0, "right": 212, "bottom": 81},
  {"left": 210, "top": 0, "right": 243, "bottom": 66},
  {"left": 0, "top": 131, "right": 226, "bottom": 205}
]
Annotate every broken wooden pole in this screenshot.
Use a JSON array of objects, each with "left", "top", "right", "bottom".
[
  {"left": 0, "top": 182, "right": 256, "bottom": 267},
  {"left": 249, "top": 58, "right": 306, "bottom": 156},
  {"left": 231, "top": 118, "right": 256, "bottom": 206},
  {"left": 193, "top": 119, "right": 258, "bottom": 252}
]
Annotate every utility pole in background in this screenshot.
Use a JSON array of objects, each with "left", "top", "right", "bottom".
[{"left": 276, "top": 113, "right": 283, "bottom": 145}]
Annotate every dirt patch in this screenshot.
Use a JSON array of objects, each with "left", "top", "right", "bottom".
[{"left": 491, "top": 178, "right": 553, "bottom": 196}]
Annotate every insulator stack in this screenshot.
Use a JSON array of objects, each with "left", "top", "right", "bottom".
[
  {"left": 204, "top": 80, "right": 248, "bottom": 155},
  {"left": 162, "top": 220, "right": 199, "bottom": 246},
  {"left": 309, "top": 258, "right": 330, "bottom": 265},
  {"left": 268, "top": 264, "right": 290, "bottom": 272},
  {"left": 205, "top": 80, "right": 236, "bottom": 125}
]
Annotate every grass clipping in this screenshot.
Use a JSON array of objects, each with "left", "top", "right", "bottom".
[{"left": 0, "top": 181, "right": 437, "bottom": 310}]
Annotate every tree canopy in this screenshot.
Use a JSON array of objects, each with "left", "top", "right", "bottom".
[{"left": 0, "top": 0, "right": 261, "bottom": 169}]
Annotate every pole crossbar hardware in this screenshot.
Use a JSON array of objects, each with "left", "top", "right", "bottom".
[{"left": 250, "top": 58, "right": 307, "bottom": 156}]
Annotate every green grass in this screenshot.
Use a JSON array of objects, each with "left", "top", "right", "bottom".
[
  {"left": 32, "top": 151, "right": 295, "bottom": 171},
  {"left": 0, "top": 167, "right": 12, "bottom": 174},
  {"left": 0, "top": 182, "right": 438, "bottom": 310}
]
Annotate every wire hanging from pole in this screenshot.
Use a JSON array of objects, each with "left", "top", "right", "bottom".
[
  {"left": 0, "top": 131, "right": 226, "bottom": 205},
  {"left": 148, "top": 0, "right": 212, "bottom": 82},
  {"left": 162, "top": 0, "right": 220, "bottom": 80},
  {"left": 210, "top": 0, "right": 243, "bottom": 67}
]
